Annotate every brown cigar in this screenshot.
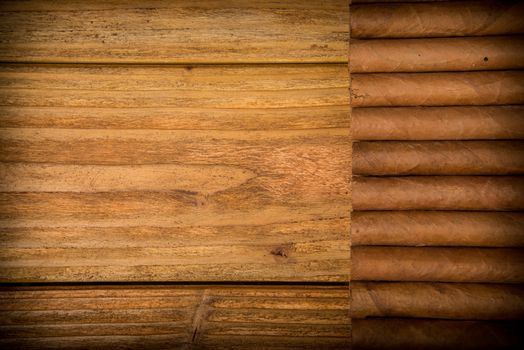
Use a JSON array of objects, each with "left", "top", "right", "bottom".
[
  {"left": 351, "top": 71, "right": 524, "bottom": 107},
  {"left": 352, "top": 106, "right": 524, "bottom": 140},
  {"left": 351, "top": 1, "right": 524, "bottom": 38},
  {"left": 351, "top": 282, "right": 524, "bottom": 319},
  {"left": 352, "top": 176, "right": 524, "bottom": 210},
  {"left": 352, "top": 247, "right": 524, "bottom": 283},
  {"left": 352, "top": 318, "right": 524, "bottom": 350},
  {"left": 351, "top": 211, "right": 524, "bottom": 247},
  {"left": 351, "top": 36, "right": 524, "bottom": 73},
  {"left": 353, "top": 141, "right": 524, "bottom": 175}
]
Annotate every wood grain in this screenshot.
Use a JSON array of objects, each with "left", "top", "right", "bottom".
[
  {"left": 0, "top": 64, "right": 349, "bottom": 130},
  {"left": 0, "top": 64, "right": 350, "bottom": 282},
  {"left": 0, "top": 0, "right": 349, "bottom": 64},
  {"left": 0, "top": 285, "right": 350, "bottom": 349}
]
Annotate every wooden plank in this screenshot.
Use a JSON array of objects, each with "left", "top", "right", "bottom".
[
  {"left": 353, "top": 141, "right": 524, "bottom": 175},
  {"left": 351, "top": 71, "right": 524, "bottom": 107},
  {"left": 0, "top": 64, "right": 349, "bottom": 130},
  {"left": 0, "top": 0, "right": 349, "bottom": 64},
  {"left": 352, "top": 106, "right": 524, "bottom": 140},
  {"left": 0, "top": 285, "right": 350, "bottom": 349},
  {"left": 351, "top": 1, "right": 524, "bottom": 38},
  {"left": 353, "top": 176, "right": 524, "bottom": 210},
  {"left": 0, "top": 64, "right": 350, "bottom": 282},
  {"left": 353, "top": 319, "right": 524, "bottom": 350},
  {"left": 352, "top": 247, "right": 524, "bottom": 283},
  {"left": 352, "top": 211, "right": 524, "bottom": 247},
  {"left": 351, "top": 36, "right": 524, "bottom": 73},
  {"left": 352, "top": 282, "right": 524, "bottom": 320}
]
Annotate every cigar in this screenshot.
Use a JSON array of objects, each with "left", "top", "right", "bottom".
[
  {"left": 351, "top": 1, "right": 524, "bottom": 38},
  {"left": 353, "top": 141, "right": 524, "bottom": 175},
  {"left": 352, "top": 247, "right": 524, "bottom": 283},
  {"left": 352, "top": 106, "right": 524, "bottom": 140},
  {"left": 352, "top": 318, "right": 524, "bottom": 350},
  {"left": 351, "top": 211, "right": 524, "bottom": 247},
  {"left": 351, "top": 71, "right": 524, "bottom": 107},
  {"left": 352, "top": 176, "right": 524, "bottom": 210},
  {"left": 351, "top": 282, "right": 524, "bottom": 319},
  {"left": 351, "top": 36, "right": 524, "bottom": 73}
]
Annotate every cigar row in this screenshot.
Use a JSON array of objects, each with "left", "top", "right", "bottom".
[
  {"left": 352, "top": 176, "right": 524, "bottom": 210},
  {"left": 352, "top": 106, "right": 524, "bottom": 140},
  {"left": 351, "top": 71, "right": 524, "bottom": 107},
  {"left": 351, "top": 247, "right": 524, "bottom": 283},
  {"left": 352, "top": 319, "right": 524, "bottom": 350},
  {"left": 352, "top": 211, "right": 524, "bottom": 247},
  {"left": 351, "top": 36, "right": 524, "bottom": 73},
  {"left": 351, "top": 1, "right": 524, "bottom": 38},
  {"left": 352, "top": 282, "right": 524, "bottom": 319},
  {"left": 353, "top": 141, "right": 524, "bottom": 175}
]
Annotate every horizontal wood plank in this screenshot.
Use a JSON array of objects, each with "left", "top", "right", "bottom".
[
  {"left": 0, "top": 0, "right": 349, "bottom": 64},
  {"left": 0, "top": 64, "right": 350, "bottom": 282},
  {"left": 0, "top": 285, "right": 350, "bottom": 349},
  {"left": 0, "top": 64, "right": 349, "bottom": 130}
]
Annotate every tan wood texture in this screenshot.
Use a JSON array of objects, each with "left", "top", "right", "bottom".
[
  {"left": 0, "top": 64, "right": 351, "bottom": 282},
  {"left": 0, "top": 0, "right": 349, "bottom": 64},
  {"left": 0, "top": 285, "right": 350, "bottom": 349}
]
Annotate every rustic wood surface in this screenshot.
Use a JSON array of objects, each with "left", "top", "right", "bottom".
[
  {"left": 0, "top": 0, "right": 349, "bottom": 64},
  {"left": 0, "top": 285, "right": 350, "bottom": 349},
  {"left": 0, "top": 64, "right": 350, "bottom": 282}
]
